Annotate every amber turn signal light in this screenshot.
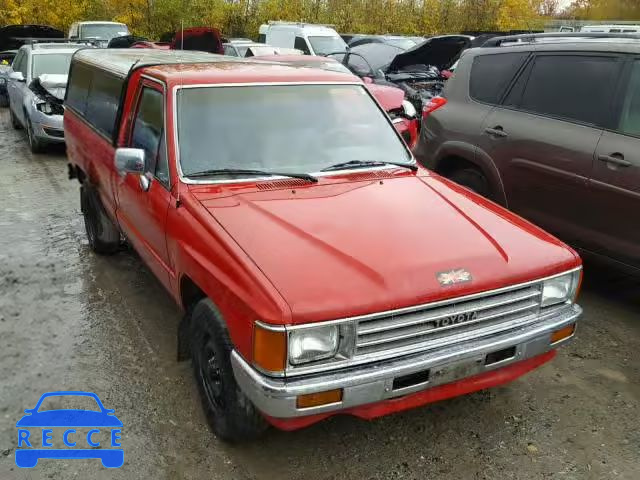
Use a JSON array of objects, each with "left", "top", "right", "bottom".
[
  {"left": 253, "top": 322, "right": 287, "bottom": 372},
  {"left": 296, "top": 389, "right": 343, "bottom": 409},
  {"left": 550, "top": 323, "right": 576, "bottom": 344}
]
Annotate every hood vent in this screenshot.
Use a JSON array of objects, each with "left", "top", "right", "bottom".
[
  {"left": 341, "top": 170, "right": 395, "bottom": 181},
  {"left": 256, "top": 179, "right": 311, "bottom": 190}
]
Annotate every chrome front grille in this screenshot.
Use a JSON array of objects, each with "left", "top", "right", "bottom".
[{"left": 355, "top": 284, "right": 543, "bottom": 359}]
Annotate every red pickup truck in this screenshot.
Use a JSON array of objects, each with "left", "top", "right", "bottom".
[{"left": 65, "top": 49, "right": 583, "bottom": 442}]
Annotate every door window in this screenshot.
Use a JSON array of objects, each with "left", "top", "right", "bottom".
[
  {"left": 514, "top": 55, "right": 617, "bottom": 126},
  {"left": 469, "top": 52, "right": 529, "bottom": 104},
  {"left": 10, "top": 51, "right": 24, "bottom": 73},
  {"left": 84, "top": 71, "right": 124, "bottom": 137},
  {"left": 131, "top": 87, "right": 168, "bottom": 186},
  {"left": 223, "top": 45, "right": 237, "bottom": 56},
  {"left": 294, "top": 36, "right": 311, "bottom": 55},
  {"left": 617, "top": 60, "right": 640, "bottom": 137}
]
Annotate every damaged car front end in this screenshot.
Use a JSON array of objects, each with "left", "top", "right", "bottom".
[
  {"left": 27, "top": 74, "right": 67, "bottom": 146},
  {"left": 329, "top": 35, "right": 471, "bottom": 118}
]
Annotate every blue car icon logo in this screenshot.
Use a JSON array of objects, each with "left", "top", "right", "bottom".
[{"left": 15, "top": 391, "right": 123, "bottom": 468}]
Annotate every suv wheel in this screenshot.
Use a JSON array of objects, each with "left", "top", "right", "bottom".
[
  {"left": 448, "top": 168, "right": 491, "bottom": 199},
  {"left": 80, "top": 185, "right": 121, "bottom": 254},
  {"left": 26, "top": 119, "right": 44, "bottom": 153},
  {"left": 9, "top": 107, "right": 22, "bottom": 130},
  {"left": 190, "top": 298, "right": 267, "bottom": 442}
]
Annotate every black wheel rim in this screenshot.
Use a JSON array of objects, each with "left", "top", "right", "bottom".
[{"left": 198, "top": 336, "right": 225, "bottom": 411}]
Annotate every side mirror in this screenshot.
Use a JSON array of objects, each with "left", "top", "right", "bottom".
[
  {"left": 115, "top": 148, "right": 145, "bottom": 176},
  {"left": 9, "top": 71, "right": 24, "bottom": 82},
  {"left": 115, "top": 148, "right": 151, "bottom": 191},
  {"left": 362, "top": 76, "right": 373, "bottom": 84}
]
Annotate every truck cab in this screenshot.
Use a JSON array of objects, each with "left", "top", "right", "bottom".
[{"left": 258, "top": 22, "right": 347, "bottom": 55}]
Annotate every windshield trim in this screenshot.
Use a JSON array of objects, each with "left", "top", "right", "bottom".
[{"left": 172, "top": 81, "right": 415, "bottom": 185}]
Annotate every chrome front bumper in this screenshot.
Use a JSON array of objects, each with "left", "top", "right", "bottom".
[{"left": 231, "top": 304, "right": 581, "bottom": 419}]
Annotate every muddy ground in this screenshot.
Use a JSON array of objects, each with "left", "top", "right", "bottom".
[{"left": 0, "top": 108, "right": 639, "bottom": 480}]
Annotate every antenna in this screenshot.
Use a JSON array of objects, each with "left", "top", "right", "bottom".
[{"left": 181, "top": 20, "right": 184, "bottom": 50}]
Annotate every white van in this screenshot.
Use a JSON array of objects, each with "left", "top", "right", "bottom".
[
  {"left": 68, "top": 21, "right": 129, "bottom": 47},
  {"left": 258, "top": 22, "right": 347, "bottom": 55},
  {"left": 580, "top": 24, "right": 640, "bottom": 33}
]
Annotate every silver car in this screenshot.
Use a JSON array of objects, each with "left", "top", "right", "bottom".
[{"left": 7, "top": 43, "right": 83, "bottom": 152}]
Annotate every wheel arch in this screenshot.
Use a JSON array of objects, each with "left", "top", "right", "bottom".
[{"left": 432, "top": 142, "right": 508, "bottom": 206}]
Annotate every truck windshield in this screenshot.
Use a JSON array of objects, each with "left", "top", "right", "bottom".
[
  {"left": 308, "top": 36, "right": 347, "bottom": 55},
  {"left": 177, "top": 84, "right": 411, "bottom": 178},
  {"left": 31, "top": 53, "right": 74, "bottom": 78},
  {"left": 81, "top": 24, "right": 128, "bottom": 40}
]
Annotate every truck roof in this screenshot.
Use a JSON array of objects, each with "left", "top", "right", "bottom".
[{"left": 72, "top": 48, "right": 357, "bottom": 85}]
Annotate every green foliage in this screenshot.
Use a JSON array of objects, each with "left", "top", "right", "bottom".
[{"left": 0, "top": 0, "right": 547, "bottom": 39}]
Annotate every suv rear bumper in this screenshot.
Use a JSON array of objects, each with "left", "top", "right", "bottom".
[{"left": 231, "top": 304, "right": 581, "bottom": 422}]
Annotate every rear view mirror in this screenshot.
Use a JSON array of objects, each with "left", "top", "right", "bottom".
[
  {"left": 115, "top": 148, "right": 145, "bottom": 176},
  {"left": 9, "top": 71, "right": 24, "bottom": 82}
]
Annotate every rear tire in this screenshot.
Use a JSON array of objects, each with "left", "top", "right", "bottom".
[
  {"left": 80, "top": 185, "right": 121, "bottom": 254},
  {"left": 448, "top": 167, "right": 491, "bottom": 199},
  {"left": 0, "top": 94, "right": 8, "bottom": 108},
  {"left": 190, "top": 298, "right": 268, "bottom": 442}
]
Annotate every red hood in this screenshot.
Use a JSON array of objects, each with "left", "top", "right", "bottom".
[
  {"left": 365, "top": 83, "right": 404, "bottom": 111},
  {"left": 189, "top": 171, "right": 578, "bottom": 324}
]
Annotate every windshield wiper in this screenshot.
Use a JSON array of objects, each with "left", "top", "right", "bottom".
[
  {"left": 320, "top": 160, "right": 417, "bottom": 172},
  {"left": 186, "top": 168, "right": 318, "bottom": 183}
]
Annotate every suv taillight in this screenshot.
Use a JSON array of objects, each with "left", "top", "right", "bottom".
[{"left": 422, "top": 96, "right": 447, "bottom": 122}]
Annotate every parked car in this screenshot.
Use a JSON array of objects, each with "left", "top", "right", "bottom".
[
  {"left": 416, "top": 32, "right": 640, "bottom": 274},
  {"left": 580, "top": 24, "right": 640, "bottom": 33},
  {"left": 0, "top": 50, "right": 17, "bottom": 107},
  {"left": 347, "top": 34, "right": 423, "bottom": 49},
  {"left": 329, "top": 35, "right": 471, "bottom": 115},
  {"left": 132, "top": 27, "right": 224, "bottom": 54},
  {"left": 256, "top": 54, "right": 419, "bottom": 148},
  {"left": 222, "top": 42, "right": 302, "bottom": 57},
  {"left": 65, "top": 48, "right": 582, "bottom": 442},
  {"left": 68, "top": 21, "right": 129, "bottom": 47},
  {"left": 7, "top": 43, "right": 84, "bottom": 152},
  {"left": 0, "top": 24, "right": 64, "bottom": 50},
  {"left": 258, "top": 22, "right": 347, "bottom": 55}
]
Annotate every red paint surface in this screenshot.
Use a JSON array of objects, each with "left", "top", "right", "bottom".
[{"left": 265, "top": 350, "right": 556, "bottom": 431}]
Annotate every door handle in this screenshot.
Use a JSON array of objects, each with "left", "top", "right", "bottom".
[
  {"left": 598, "top": 154, "right": 631, "bottom": 167},
  {"left": 484, "top": 126, "right": 508, "bottom": 138}
]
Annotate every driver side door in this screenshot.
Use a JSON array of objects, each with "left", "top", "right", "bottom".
[{"left": 115, "top": 80, "right": 173, "bottom": 290}]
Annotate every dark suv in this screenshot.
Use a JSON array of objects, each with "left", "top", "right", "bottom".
[{"left": 416, "top": 33, "right": 640, "bottom": 273}]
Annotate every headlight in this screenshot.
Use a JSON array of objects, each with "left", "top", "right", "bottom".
[
  {"left": 36, "top": 102, "right": 54, "bottom": 115},
  {"left": 541, "top": 270, "right": 581, "bottom": 307},
  {"left": 401, "top": 100, "right": 417, "bottom": 119},
  {"left": 289, "top": 325, "right": 339, "bottom": 365}
]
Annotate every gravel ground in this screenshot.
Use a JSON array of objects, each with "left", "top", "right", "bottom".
[{"left": 0, "top": 108, "right": 639, "bottom": 480}]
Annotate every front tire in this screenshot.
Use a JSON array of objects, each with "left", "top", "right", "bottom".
[
  {"left": 190, "top": 298, "right": 267, "bottom": 442},
  {"left": 80, "top": 185, "right": 121, "bottom": 254},
  {"left": 26, "top": 119, "right": 44, "bottom": 153},
  {"left": 448, "top": 167, "right": 491, "bottom": 199},
  {"left": 9, "top": 106, "right": 22, "bottom": 129}
]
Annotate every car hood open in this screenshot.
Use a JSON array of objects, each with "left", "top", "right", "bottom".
[
  {"left": 30, "top": 74, "right": 67, "bottom": 102},
  {"left": 191, "top": 173, "right": 577, "bottom": 324},
  {"left": 388, "top": 35, "right": 472, "bottom": 72}
]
